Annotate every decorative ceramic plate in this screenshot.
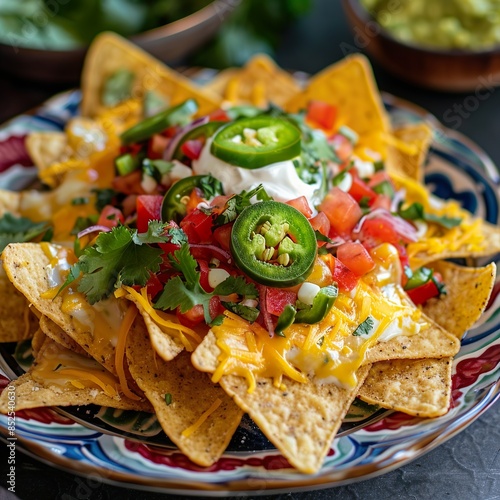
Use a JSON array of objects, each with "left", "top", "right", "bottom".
[{"left": 0, "top": 89, "right": 499, "bottom": 495}]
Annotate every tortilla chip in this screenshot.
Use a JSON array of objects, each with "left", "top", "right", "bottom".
[
  {"left": 0, "top": 337, "right": 152, "bottom": 413},
  {"left": 25, "top": 132, "right": 69, "bottom": 174},
  {"left": 0, "top": 190, "right": 21, "bottom": 216},
  {"left": 126, "top": 320, "right": 243, "bottom": 467},
  {"left": 364, "top": 315, "right": 460, "bottom": 364},
  {"left": 192, "top": 331, "right": 370, "bottom": 473},
  {"left": 285, "top": 54, "right": 391, "bottom": 157},
  {"left": 387, "top": 122, "right": 434, "bottom": 182},
  {"left": 205, "top": 54, "right": 301, "bottom": 107},
  {"left": 125, "top": 292, "right": 184, "bottom": 362},
  {"left": 81, "top": 32, "right": 221, "bottom": 118},
  {"left": 422, "top": 261, "right": 496, "bottom": 338},
  {"left": 358, "top": 357, "right": 452, "bottom": 417},
  {"left": 2, "top": 243, "right": 117, "bottom": 374},
  {"left": 30, "top": 327, "right": 45, "bottom": 358},
  {"left": 39, "top": 315, "right": 90, "bottom": 357},
  {"left": 0, "top": 272, "right": 38, "bottom": 343}
]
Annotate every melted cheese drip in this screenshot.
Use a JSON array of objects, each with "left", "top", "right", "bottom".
[
  {"left": 32, "top": 341, "right": 119, "bottom": 397},
  {"left": 40, "top": 243, "right": 125, "bottom": 346}
]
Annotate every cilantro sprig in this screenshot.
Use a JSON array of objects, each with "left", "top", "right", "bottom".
[
  {"left": 398, "top": 202, "right": 462, "bottom": 229},
  {"left": 155, "top": 243, "right": 257, "bottom": 324},
  {"left": 0, "top": 213, "right": 52, "bottom": 252},
  {"left": 60, "top": 223, "right": 173, "bottom": 304}
]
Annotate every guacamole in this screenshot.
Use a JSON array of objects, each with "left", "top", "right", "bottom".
[{"left": 361, "top": 0, "right": 500, "bottom": 50}]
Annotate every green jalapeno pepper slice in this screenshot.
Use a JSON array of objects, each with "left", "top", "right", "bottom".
[
  {"left": 161, "top": 175, "right": 223, "bottom": 223},
  {"left": 230, "top": 201, "right": 317, "bottom": 287},
  {"left": 173, "top": 121, "right": 226, "bottom": 160},
  {"left": 294, "top": 285, "right": 338, "bottom": 324},
  {"left": 211, "top": 117, "right": 301, "bottom": 169},
  {"left": 120, "top": 99, "right": 198, "bottom": 145}
]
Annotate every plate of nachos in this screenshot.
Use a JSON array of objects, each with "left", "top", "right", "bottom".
[{"left": 0, "top": 33, "right": 499, "bottom": 494}]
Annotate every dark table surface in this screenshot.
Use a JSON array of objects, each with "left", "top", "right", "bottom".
[{"left": 1, "top": 1, "right": 500, "bottom": 499}]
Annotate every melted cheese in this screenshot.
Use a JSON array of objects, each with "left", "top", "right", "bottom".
[{"left": 211, "top": 280, "right": 426, "bottom": 392}]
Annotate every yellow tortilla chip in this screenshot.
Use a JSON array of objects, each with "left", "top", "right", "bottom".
[
  {"left": 192, "top": 331, "right": 370, "bottom": 473},
  {"left": 0, "top": 272, "right": 38, "bottom": 343},
  {"left": 0, "top": 337, "right": 152, "bottom": 413},
  {"left": 25, "top": 132, "right": 69, "bottom": 174},
  {"left": 126, "top": 320, "right": 243, "bottom": 467},
  {"left": 0, "top": 190, "right": 21, "bottom": 216},
  {"left": 285, "top": 54, "right": 391, "bottom": 157},
  {"left": 422, "top": 261, "right": 497, "bottom": 338},
  {"left": 2, "top": 243, "right": 118, "bottom": 375},
  {"left": 39, "top": 315, "right": 90, "bottom": 358},
  {"left": 206, "top": 54, "right": 301, "bottom": 107},
  {"left": 81, "top": 32, "right": 221, "bottom": 118},
  {"left": 30, "top": 327, "right": 45, "bottom": 358},
  {"left": 386, "top": 122, "right": 434, "bottom": 182},
  {"left": 358, "top": 357, "right": 453, "bottom": 417}
]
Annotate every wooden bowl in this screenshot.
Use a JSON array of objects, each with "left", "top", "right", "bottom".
[
  {"left": 342, "top": 0, "right": 500, "bottom": 92},
  {"left": 0, "top": 1, "right": 233, "bottom": 84}
]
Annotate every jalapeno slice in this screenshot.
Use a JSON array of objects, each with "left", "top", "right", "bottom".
[
  {"left": 211, "top": 117, "right": 301, "bottom": 169},
  {"left": 161, "top": 175, "right": 223, "bottom": 223},
  {"left": 230, "top": 201, "right": 317, "bottom": 287},
  {"left": 173, "top": 121, "right": 226, "bottom": 160},
  {"left": 120, "top": 99, "right": 198, "bottom": 145}
]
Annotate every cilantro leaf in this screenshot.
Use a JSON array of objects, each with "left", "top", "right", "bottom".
[
  {"left": 352, "top": 316, "right": 375, "bottom": 336},
  {"left": 222, "top": 302, "right": 260, "bottom": 323},
  {"left": 0, "top": 213, "right": 52, "bottom": 252},
  {"left": 75, "top": 226, "right": 163, "bottom": 304},
  {"left": 214, "top": 185, "right": 271, "bottom": 225},
  {"left": 398, "top": 202, "right": 462, "bottom": 229},
  {"left": 133, "top": 220, "right": 170, "bottom": 245},
  {"left": 198, "top": 175, "right": 224, "bottom": 199},
  {"left": 213, "top": 275, "right": 257, "bottom": 299},
  {"left": 92, "top": 188, "right": 117, "bottom": 212},
  {"left": 167, "top": 226, "right": 188, "bottom": 246}
]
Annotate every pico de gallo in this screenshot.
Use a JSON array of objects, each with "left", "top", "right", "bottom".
[{"left": 59, "top": 97, "right": 454, "bottom": 340}]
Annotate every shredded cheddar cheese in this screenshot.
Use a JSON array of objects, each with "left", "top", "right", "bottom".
[{"left": 181, "top": 398, "right": 222, "bottom": 438}]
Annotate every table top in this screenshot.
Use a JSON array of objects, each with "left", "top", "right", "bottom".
[{"left": 0, "top": 1, "right": 499, "bottom": 499}]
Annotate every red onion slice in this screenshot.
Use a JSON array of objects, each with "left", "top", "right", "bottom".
[
  {"left": 163, "top": 117, "right": 209, "bottom": 161},
  {"left": 352, "top": 208, "right": 417, "bottom": 243},
  {"left": 77, "top": 225, "right": 111, "bottom": 239}
]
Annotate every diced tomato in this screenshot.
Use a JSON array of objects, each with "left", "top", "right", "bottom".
[
  {"left": 145, "top": 273, "right": 163, "bottom": 299},
  {"left": 181, "top": 139, "right": 203, "bottom": 160},
  {"left": 112, "top": 170, "right": 146, "bottom": 195},
  {"left": 209, "top": 109, "right": 230, "bottom": 122},
  {"left": 136, "top": 194, "right": 164, "bottom": 233},
  {"left": 318, "top": 187, "right": 363, "bottom": 236},
  {"left": 176, "top": 304, "right": 204, "bottom": 328},
  {"left": 198, "top": 259, "right": 212, "bottom": 292},
  {"left": 180, "top": 209, "right": 214, "bottom": 243},
  {"left": 209, "top": 295, "right": 226, "bottom": 319},
  {"left": 337, "top": 241, "right": 375, "bottom": 276},
  {"left": 309, "top": 211, "right": 330, "bottom": 240},
  {"left": 148, "top": 134, "right": 170, "bottom": 159},
  {"left": 213, "top": 223, "right": 233, "bottom": 252},
  {"left": 159, "top": 241, "right": 181, "bottom": 258},
  {"left": 406, "top": 279, "right": 441, "bottom": 305},
  {"left": 368, "top": 171, "right": 394, "bottom": 189},
  {"left": 357, "top": 216, "right": 415, "bottom": 247},
  {"left": 329, "top": 133, "right": 354, "bottom": 163},
  {"left": 185, "top": 187, "right": 205, "bottom": 215},
  {"left": 348, "top": 176, "right": 377, "bottom": 205},
  {"left": 322, "top": 254, "right": 360, "bottom": 292},
  {"left": 162, "top": 125, "right": 179, "bottom": 138},
  {"left": 266, "top": 287, "right": 297, "bottom": 317},
  {"left": 306, "top": 100, "right": 337, "bottom": 130},
  {"left": 97, "top": 205, "right": 125, "bottom": 229},
  {"left": 370, "top": 194, "right": 392, "bottom": 211},
  {"left": 286, "top": 196, "right": 313, "bottom": 218}
]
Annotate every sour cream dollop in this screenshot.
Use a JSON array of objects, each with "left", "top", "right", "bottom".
[{"left": 192, "top": 138, "right": 321, "bottom": 207}]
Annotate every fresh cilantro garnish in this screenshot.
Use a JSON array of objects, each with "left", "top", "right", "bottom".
[
  {"left": 198, "top": 174, "right": 224, "bottom": 199},
  {"left": 62, "top": 225, "right": 166, "bottom": 304},
  {"left": 155, "top": 243, "right": 257, "bottom": 324},
  {"left": 133, "top": 220, "right": 172, "bottom": 245},
  {"left": 92, "top": 188, "right": 118, "bottom": 212},
  {"left": 166, "top": 226, "right": 188, "bottom": 247},
  {"left": 352, "top": 316, "right": 375, "bottom": 336},
  {"left": 398, "top": 202, "right": 462, "bottom": 229},
  {"left": 0, "top": 213, "right": 53, "bottom": 252},
  {"left": 71, "top": 197, "right": 89, "bottom": 206},
  {"left": 331, "top": 166, "right": 352, "bottom": 187},
  {"left": 372, "top": 180, "right": 395, "bottom": 199},
  {"left": 214, "top": 185, "right": 271, "bottom": 225},
  {"left": 164, "top": 393, "right": 173, "bottom": 405}
]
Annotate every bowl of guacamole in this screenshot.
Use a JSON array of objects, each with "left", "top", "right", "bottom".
[{"left": 343, "top": 0, "right": 500, "bottom": 91}]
